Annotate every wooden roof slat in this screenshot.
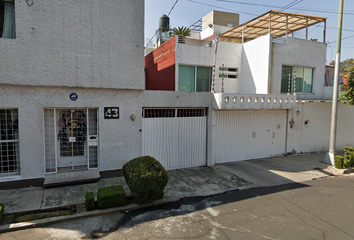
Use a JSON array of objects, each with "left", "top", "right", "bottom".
[{"left": 220, "top": 10, "right": 327, "bottom": 43}]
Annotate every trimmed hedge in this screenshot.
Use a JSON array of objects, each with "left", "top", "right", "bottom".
[
  {"left": 123, "top": 156, "right": 169, "bottom": 204},
  {"left": 335, "top": 155, "right": 344, "bottom": 169},
  {"left": 0, "top": 203, "right": 4, "bottom": 223},
  {"left": 335, "top": 146, "right": 354, "bottom": 169},
  {"left": 85, "top": 191, "right": 96, "bottom": 211},
  {"left": 97, "top": 186, "right": 127, "bottom": 209},
  {"left": 343, "top": 147, "right": 354, "bottom": 168}
]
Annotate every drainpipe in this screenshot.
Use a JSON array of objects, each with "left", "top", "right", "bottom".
[{"left": 324, "top": 0, "right": 344, "bottom": 165}]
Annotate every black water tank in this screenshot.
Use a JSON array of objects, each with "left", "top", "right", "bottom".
[{"left": 159, "top": 14, "right": 170, "bottom": 32}]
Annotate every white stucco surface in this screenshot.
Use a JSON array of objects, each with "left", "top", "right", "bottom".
[
  {"left": 271, "top": 38, "right": 327, "bottom": 99},
  {"left": 176, "top": 41, "right": 242, "bottom": 93},
  {"left": 286, "top": 102, "right": 354, "bottom": 154},
  {"left": 0, "top": 85, "right": 212, "bottom": 182},
  {"left": 0, "top": 0, "right": 144, "bottom": 90},
  {"left": 241, "top": 35, "right": 272, "bottom": 94}
]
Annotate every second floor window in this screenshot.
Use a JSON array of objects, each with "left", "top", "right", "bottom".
[
  {"left": 281, "top": 66, "right": 314, "bottom": 94},
  {"left": 178, "top": 65, "right": 211, "bottom": 92},
  {"left": 0, "top": 0, "right": 16, "bottom": 39}
]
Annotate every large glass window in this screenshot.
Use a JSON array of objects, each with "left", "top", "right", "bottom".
[
  {"left": 0, "top": 0, "right": 16, "bottom": 39},
  {"left": 179, "top": 65, "right": 195, "bottom": 92},
  {"left": 281, "top": 66, "right": 314, "bottom": 94},
  {"left": 0, "top": 109, "right": 20, "bottom": 177},
  {"left": 179, "top": 65, "right": 211, "bottom": 92}
]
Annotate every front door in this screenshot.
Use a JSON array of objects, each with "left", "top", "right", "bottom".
[{"left": 57, "top": 109, "right": 88, "bottom": 170}]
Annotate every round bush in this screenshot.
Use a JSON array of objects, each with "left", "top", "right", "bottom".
[{"left": 123, "top": 156, "right": 169, "bottom": 204}]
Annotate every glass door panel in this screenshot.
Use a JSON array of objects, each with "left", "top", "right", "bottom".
[{"left": 57, "top": 109, "right": 87, "bottom": 169}]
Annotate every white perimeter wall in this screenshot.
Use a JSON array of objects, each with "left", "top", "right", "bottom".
[
  {"left": 0, "top": 85, "right": 212, "bottom": 181},
  {"left": 0, "top": 0, "right": 144, "bottom": 90},
  {"left": 241, "top": 34, "right": 272, "bottom": 94},
  {"left": 287, "top": 102, "right": 354, "bottom": 154},
  {"left": 176, "top": 41, "right": 242, "bottom": 93},
  {"left": 271, "top": 38, "right": 327, "bottom": 99}
]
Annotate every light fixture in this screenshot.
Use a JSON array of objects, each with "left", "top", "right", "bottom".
[{"left": 208, "top": 23, "right": 213, "bottom": 28}]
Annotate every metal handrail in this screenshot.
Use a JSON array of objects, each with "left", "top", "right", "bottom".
[{"left": 178, "top": 36, "right": 214, "bottom": 47}]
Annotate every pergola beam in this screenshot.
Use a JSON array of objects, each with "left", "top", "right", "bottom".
[{"left": 220, "top": 10, "right": 327, "bottom": 43}]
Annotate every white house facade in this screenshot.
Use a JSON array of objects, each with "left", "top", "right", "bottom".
[{"left": 1, "top": 3, "right": 353, "bottom": 187}]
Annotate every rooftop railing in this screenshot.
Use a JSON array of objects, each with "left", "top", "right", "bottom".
[{"left": 178, "top": 36, "right": 214, "bottom": 48}]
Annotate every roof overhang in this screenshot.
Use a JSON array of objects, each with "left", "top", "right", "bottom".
[{"left": 220, "top": 10, "right": 327, "bottom": 43}]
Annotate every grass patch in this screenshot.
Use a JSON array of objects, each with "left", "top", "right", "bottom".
[{"left": 13, "top": 210, "right": 75, "bottom": 223}]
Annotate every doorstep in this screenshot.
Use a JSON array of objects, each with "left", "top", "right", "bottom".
[{"left": 43, "top": 170, "right": 100, "bottom": 188}]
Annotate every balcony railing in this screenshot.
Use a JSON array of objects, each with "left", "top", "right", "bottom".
[
  {"left": 178, "top": 36, "right": 214, "bottom": 48},
  {"left": 213, "top": 93, "right": 297, "bottom": 110}
]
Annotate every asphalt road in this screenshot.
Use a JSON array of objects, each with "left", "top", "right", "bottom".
[{"left": 1, "top": 175, "right": 354, "bottom": 240}]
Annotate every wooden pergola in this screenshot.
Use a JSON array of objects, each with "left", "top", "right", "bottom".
[{"left": 220, "top": 10, "right": 327, "bottom": 43}]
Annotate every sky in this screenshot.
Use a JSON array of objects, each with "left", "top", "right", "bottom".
[{"left": 145, "top": 0, "right": 354, "bottom": 64}]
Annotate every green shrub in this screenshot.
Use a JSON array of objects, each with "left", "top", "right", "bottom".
[
  {"left": 343, "top": 146, "right": 354, "bottom": 153},
  {"left": 97, "top": 186, "right": 127, "bottom": 209},
  {"left": 85, "top": 191, "right": 96, "bottom": 211},
  {"left": 335, "top": 155, "right": 344, "bottom": 169},
  {"left": 343, "top": 146, "right": 354, "bottom": 168},
  {"left": 0, "top": 203, "right": 4, "bottom": 223},
  {"left": 123, "top": 156, "right": 169, "bottom": 204}
]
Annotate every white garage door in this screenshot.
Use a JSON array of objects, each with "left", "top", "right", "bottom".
[
  {"left": 215, "top": 110, "right": 287, "bottom": 163},
  {"left": 142, "top": 108, "right": 207, "bottom": 170}
]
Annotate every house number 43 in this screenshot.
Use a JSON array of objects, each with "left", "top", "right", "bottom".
[{"left": 104, "top": 107, "right": 119, "bottom": 119}]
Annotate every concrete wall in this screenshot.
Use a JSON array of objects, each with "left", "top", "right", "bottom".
[
  {"left": 0, "top": 0, "right": 144, "bottom": 90},
  {"left": 241, "top": 34, "right": 272, "bottom": 94},
  {"left": 145, "top": 37, "right": 176, "bottom": 91},
  {"left": 286, "top": 102, "right": 354, "bottom": 154},
  {"left": 176, "top": 41, "right": 242, "bottom": 93},
  {"left": 202, "top": 11, "right": 239, "bottom": 31},
  {"left": 271, "top": 38, "right": 327, "bottom": 99},
  {"left": 0, "top": 85, "right": 212, "bottom": 182}
]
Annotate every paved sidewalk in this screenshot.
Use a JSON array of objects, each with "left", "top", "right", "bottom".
[{"left": 0, "top": 153, "right": 348, "bottom": 215}]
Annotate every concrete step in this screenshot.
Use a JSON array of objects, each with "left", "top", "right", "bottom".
[{"left": 44, "top": 170, "right": 100, "bottom": 188}]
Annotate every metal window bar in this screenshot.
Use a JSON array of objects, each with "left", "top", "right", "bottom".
[
  {"left": 178, "top": 36, "right": 213, "bottom": 47},
  {"left": 143, "top": 108, "right": 207, "bottom": 118},
  {"left": 88, "top": 109, "right": 98, "bottom": 169},
  {"left": 0, "top": 109, "right": 20, "bottom": 177}
]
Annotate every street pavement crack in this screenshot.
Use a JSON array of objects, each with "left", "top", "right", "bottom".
[{"left": 272, "top": 193, "right": 354, "bottom": 239}]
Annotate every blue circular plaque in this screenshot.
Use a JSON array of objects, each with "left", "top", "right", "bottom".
[{"left": 70, "top": 93, "right": 78, "bottom": 101}]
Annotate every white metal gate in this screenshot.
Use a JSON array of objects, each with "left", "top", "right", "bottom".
[
  {"left": 142, "top": 108, "right": 207, "bottom": 170},
  {"left": 215, "top": 110, "right": 287, "bottom": 163}
]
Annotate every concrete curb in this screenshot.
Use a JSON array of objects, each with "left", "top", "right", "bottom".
[{"left": 0, "top": 198, "right": 167, "bottom": 234}]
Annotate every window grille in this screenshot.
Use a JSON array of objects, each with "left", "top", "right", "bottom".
[
  {"left": 0, "top": 109, "right": 20, "bottom": 177},
  {"left": 143, "top": 108, "right": 207, "bottom": 118},
  {"left": 219, "top": 66, "right": 238, "bottom": 79}
]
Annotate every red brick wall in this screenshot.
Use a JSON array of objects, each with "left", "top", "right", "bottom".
[{"left": 145, "top": 37, "right": 176, "bottom": 91}]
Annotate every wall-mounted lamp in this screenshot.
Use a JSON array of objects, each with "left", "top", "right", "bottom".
[
  {"left": 208, "top": 23, "right": 213, "bottom": 28},
  {"left": 296, "top": 111, "right": 300, "bottom": 116},
  {"left": 131, "top": 115, "right": 136, "bottom": 121}
]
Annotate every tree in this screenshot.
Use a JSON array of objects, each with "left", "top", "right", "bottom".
[
  {"left": 338, "top": 67, "right": 354, "bottom": 105},
  {"left": 169, "top": 26, "right": 191, "bottom": 37},
  {"left": 329, "top": 58, "right": 354, "bottom": 75}
]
